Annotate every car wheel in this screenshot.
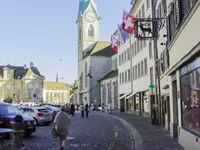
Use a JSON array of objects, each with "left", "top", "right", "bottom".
[{"left": 33, "top": 118, "right": 39, "bottom": 126}]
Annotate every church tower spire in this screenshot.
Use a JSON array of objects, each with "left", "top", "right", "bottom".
[
  {"left": 77, "top": 0, "right": 99, "bottom": 61},
  {"left": 56, "top": 72, "right": 58, "bottom": 82}
]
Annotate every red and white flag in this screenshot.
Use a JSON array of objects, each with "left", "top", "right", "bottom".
[
  {"left": 111, "top": 35, "right": 120, "bottom": 52},
  {"left": 122, "top": 11, "right": 136, "bottom": 34}
]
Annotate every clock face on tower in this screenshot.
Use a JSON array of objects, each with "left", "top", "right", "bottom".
[{"left": 85, "top": 11, "right": 96, "bottom": 23}]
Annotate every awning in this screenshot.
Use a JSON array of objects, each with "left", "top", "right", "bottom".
[
  {"left": 125, "top": 92, "right": 135, "bottom": 99},
  {"left": 119, "top": 93, "right": 131, "bottom": 99}
]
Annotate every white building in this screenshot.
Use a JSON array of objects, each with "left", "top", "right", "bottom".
[
  {"left": 163, "top": 0, "right": 200, "bottom": 150},
  {"left": 118, "top": 0, "right": 154, "bottom": 116}
]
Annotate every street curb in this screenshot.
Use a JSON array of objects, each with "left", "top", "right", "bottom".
[{"left": 102, "top": 112, "right": 143, "bottom": 150}]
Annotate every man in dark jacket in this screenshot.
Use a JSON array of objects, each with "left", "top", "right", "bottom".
[{"left": 70, "top": 103, "right": 75, "bottom": 116}]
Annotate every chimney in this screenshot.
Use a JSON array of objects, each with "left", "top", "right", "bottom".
[
  {"left": 24, "top": 64, "right": 27, "bottom": 69},
  {"left": 30, "top": 62, "right": 34, "bottom": 67}
]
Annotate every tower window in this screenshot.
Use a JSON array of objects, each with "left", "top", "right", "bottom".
[{"left": 88, "top": 25, "right": 94, "bottom": 37}]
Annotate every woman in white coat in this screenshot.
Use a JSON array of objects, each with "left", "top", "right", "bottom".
[{"left": 53, "top": 105, "right": 71, "bottom": 150}]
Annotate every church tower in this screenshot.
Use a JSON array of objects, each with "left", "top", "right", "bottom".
[{"left": 77, "top": 0, "right": 100, "bottom": 61}]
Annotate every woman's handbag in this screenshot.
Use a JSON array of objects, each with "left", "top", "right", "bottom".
[{"left": 51, "top": 127, "right": 58, "bottom": 138}]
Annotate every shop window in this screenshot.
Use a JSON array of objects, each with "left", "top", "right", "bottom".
[{"left": 180, "top": 66, "right": 200, "bottom": 135}]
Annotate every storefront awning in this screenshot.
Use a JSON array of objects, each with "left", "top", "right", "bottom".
[
  {"left": 125, "top": 92, "right": 135, "bottom": 99},
  {"left": 119, "top": 93, "right": 131, "bottom": 99}
]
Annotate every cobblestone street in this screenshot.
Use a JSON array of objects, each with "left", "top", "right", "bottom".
[
  {"left": 111, "top": 112, "right": 185, "bottom": 150},
  {"left": 23, "top": 111, "right": 134, "bottom": 150}
]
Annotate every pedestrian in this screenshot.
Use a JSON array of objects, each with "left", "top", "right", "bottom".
[
  {"left": 53, "top": 105, "right": 71, "bottom": 150},
  {"left": 70, "top": 103, "right": 75, "bottom": 116},
  {"left": 80, "top": 104, "right": 84, "bottom": 118},
  {"left": 85, "top": 103, "right": 89, "bottom": 118}
]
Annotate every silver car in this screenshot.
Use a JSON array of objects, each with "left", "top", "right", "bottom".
[
  {"left": 19, "top": 106, "right": 53, "bottom": 126},
  {"left": 43, "top": 105, "right": 59, "bottom": 120}
]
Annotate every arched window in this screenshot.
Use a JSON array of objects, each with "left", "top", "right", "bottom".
[
  {"left": 88, "top": 25, "right": 94, "bottom": 37},
  {"left": 85, "top": 62, "right": 88, "bottom": 88}
]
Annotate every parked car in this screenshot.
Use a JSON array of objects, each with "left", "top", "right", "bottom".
[
  {"left": 43, "top": 105, "right": 59, "bottom": 120},
  {"left": 18, "top": 106, "right": 53, "bottom": 126},
  {"left": 0, "top": 102, "right": 36, "bottom": 136}
]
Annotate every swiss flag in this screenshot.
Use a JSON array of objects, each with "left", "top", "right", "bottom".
[
  {"left": 111, "top": 35, "right": 120, "bottom": 52},
  {"left": 122, "top": 11, "right": 136, "bottom": 34}
]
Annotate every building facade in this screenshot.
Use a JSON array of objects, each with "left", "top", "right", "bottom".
[
  {"left": 118, "top": 0, "right": 154, "bottom": 116},
  {"left": 43, "top": 81, "right": 70, "bottom": 104},
  {"left": 0, "top": 63, "right": 44, "bottom": 104},
  {"left": 164, "top": 0, "right": 200, "bottom": 149},
  {"left": 99, "top": 53, "right": 118, "bottom": 109},
  {"left": 77, "top": 0, "right": 116, "bottom": 106}
]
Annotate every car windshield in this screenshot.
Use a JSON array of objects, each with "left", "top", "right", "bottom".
[{"left": 0, "top": 105, "right": 23, "bottom": 116}]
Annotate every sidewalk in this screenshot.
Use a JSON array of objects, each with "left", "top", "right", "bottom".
[{"left": 111, "top": 112, "right": 185, "bottom": 150}]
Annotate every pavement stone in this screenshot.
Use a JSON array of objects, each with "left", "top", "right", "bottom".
[
  {"left": 111, "top": 112, "right": 185, "bottom": 150},
  {"left": 21, "top": 111, "right": 134, "bottom": 150}
]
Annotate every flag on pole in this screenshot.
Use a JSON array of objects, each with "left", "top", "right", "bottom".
[
  {"left": 111, "top": 35, "right": 120, "bottom": 52},
  {"left": 118, "top": 24, "right": 129, "bottom": 44},
  {"left": 122, "top": 11, "right": 136, "bottom": 34}
]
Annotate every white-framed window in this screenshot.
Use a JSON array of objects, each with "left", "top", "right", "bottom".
[
  {"left": 138, "top": 63, "right": 141, "bottom": 78},
  {"left": 128, "top": 69, "right": 131, "bottom": 81},
  {"left": 125, "top": 71, "right": 127, "bottom": 82},
  {"left": 144, "top": 58, "right": 148, "bottom": 75},
  {"left": 141, "top": 60, "right": 144, "bottom": 76}
]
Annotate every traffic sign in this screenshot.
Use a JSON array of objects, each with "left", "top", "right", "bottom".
[
  {"left": 149, "top": 83, "right": 155, "bottom": 89},
  {"left": 33, "top": 94, "right": 37, "bottom": 99}
]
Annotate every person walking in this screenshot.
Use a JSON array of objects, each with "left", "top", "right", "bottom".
[
  {"left": 70, "top": 103, "right": 75, "bottom": 116},
  {"left": 53, "top": 105, "right": 71, "bottom": 150},
  {"left": 85, "top": 103, "right": 89, "bottom": 118},
  {"left": 80, "top": 104, "right": 84, "bottom": 118}
]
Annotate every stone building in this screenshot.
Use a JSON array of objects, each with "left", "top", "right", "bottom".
[
  {"left": 99, "top": 53, "right": 118, "bottom": 109},
  {"left": 43, "top": 81, "right": 70, "bottom": 104},
  {"left": 0, "top": 62, "right": 44, "bottom": 104},
  {"left": 77, "top": 0, "right": 116, "bottom": 105}
]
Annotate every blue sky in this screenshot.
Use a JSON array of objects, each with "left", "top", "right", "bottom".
[{"left": 0, "top": 0, "right": 131, "bottom": 84}]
